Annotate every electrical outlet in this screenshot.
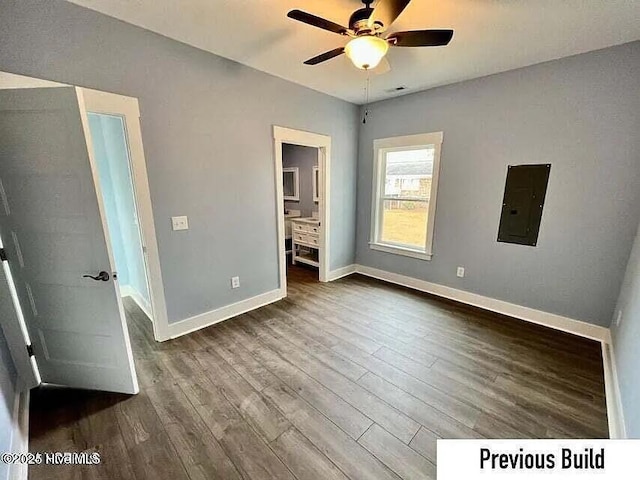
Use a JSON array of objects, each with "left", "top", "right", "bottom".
[
  {"left": 171, "top": 216, "right": 189, "bottom": 231},
  {"left": 231, "top": 276, "right": 240, "bottom": 289},
  {"left": 616, "top": 310, "right": 623, "bottom": 327},
  {"left": 456, "top": 266, "right": 465, "bottom": 278}
]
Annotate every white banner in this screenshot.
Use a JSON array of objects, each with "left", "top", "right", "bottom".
[{"left": 437, "top": 439, "right": 640, "bottom": 479}]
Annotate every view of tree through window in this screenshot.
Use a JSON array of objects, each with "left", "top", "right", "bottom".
[{"left": 379, "top": 147, "right": 434, "bottom": 249}]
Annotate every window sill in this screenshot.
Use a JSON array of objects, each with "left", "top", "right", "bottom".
[{"left": 369, "top": 242, "right": 432, "bottom": 261}]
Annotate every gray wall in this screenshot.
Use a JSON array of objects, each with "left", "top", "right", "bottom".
[
  {"left": 356, "top": 42, "right": 640, "bottom": 327},
  {"left": 283, "top": 143, "right": 318, "bottom": 218},
  {"left": 611, "top": 220, "right": 640, "bottom": 438},
  {"left": 0, "top": 0, "right": 359, "bottom": 323},
  {"left": 0, "top": 327, "right": 16, "bottom": 480}
]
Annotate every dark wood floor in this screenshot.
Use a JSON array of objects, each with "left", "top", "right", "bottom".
[{"left": 29, "top": 265, "right": 608, "bottom": 480}]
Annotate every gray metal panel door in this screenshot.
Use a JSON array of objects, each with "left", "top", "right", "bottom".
[{"left": 0, "top": 87, "right": 138, "bottom": 394}]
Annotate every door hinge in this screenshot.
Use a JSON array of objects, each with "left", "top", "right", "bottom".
[
  {"left": 0, "top": 248, "right": 7, "bottom": 262},
  {"left": 26, "top": 344, "right": 34, "bottom": 357}
]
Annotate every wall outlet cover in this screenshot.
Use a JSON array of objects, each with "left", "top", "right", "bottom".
[
  {"left": 456, "top": 266, "right": 465, "bottom": 278},
  {"left": 231, "top": 276, "right": 240, "bottom": 289},
  {"left": 171, "top": 216, "right": 189, "bottom": 231}
]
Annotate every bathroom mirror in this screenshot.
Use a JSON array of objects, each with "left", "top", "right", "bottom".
[{"left": 283, "top": 167, "right": 299, "bottom": 201}]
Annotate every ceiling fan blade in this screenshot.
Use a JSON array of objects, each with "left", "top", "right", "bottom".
[
  {"left": 287, "top": 10, "right": 349, "bottom": 35},
  {"left": 387, "top": 29, "right": 454, "bottom": 47},
  {"left": 304, "top": 47, "right": 346, "bottom": 65},
  {"left": 367, "top": 0, "right": 412, "bottom": 32},
  {"left": 375, "top": 56, "right": 391, "bottom": 75}
]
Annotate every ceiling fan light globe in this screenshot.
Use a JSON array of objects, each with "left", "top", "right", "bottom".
[{"left": 345, "top": 35, "right": 389, "bottom": 70}]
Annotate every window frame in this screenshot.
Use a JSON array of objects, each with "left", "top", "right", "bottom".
[{"left": 369, "top": 132, "right": 443, "bottom": 261}]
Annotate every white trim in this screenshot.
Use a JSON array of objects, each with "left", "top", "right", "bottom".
[
  {"left": 120, "top": 285, "right": 153, "bottom": 322},
  {"left": 8, "top": 389, "right": 30, "bottom": 480},
  {"left": 320, "top": 144, "right": 330, "bottom": 283},
  {"left": 370, "top": 132, "right": 443, "bottom": 261},
  {"left": 327, "top": 264, "right": 357, "bottom": 281},
  {"left": 273, "top": 126, "right": 331, "bottom": 285},
  {"left": 354, "top": 264, "right": 610, "bottom": 343},
  {"left": 369, "top": 242, "right": 432, "bottom": 260},
  {"left": 273, "top": 138, "right": 287, "bottom": 297},
  {"left": 602, "top": 342, "right": 627, "bottom": 438},
  {"left": 374, "top": 132, "right": 443, "bottom": 149},
  {"left": 81, "top": 88, "right": 170, "bottom": 342},
  {"left": 274, "top": 126, "right": 332, "bottom": 148},
  {"left": 167, "top": 289, "right": 284, "bottom": 339}
]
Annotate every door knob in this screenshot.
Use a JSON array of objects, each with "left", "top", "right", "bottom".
[{"left": 83, "top": 271, "right": 110, "bottom": 282}]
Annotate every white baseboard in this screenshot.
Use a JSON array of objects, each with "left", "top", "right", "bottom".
[
  {"left": 327, "top": 264, "right": 357, "bottom": 282},
  {"left": 354, "top": 265, "right": 610, "bottom": 343},
  {"left": 167, "top": 288, "right": 284, "bottom": 339},
  {"left": 120, "top": 285, "right": 153, "bottom": 322},
  {"left": 602, "top": 342, "right": 627, "bottom": 438},
  {"left": 8, "top": 389, "right": 30, "bottom": 480}
]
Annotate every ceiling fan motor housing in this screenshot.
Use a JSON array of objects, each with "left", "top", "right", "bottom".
[{"left": 349, "top": 7, "right": 376, "bottom": 33}]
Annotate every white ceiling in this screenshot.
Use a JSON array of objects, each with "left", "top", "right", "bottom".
[{"left": 67, "top": 0, "right": 640, "bottom": 104}]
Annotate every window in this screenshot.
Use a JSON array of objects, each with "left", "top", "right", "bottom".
[
  {"left": 370, "top": 132, "right": 443, "bottom": 260},
  {"left": 282, "top": 167, "right": 299, "bottom": 201}
]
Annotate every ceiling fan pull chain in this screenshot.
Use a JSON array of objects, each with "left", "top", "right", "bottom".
[{"left": 363, "top": 71, "right": 371, "bottom": 124}]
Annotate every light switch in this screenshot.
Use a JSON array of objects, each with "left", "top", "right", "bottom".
[{"left": 171, "top": 216, "right": 189, "bottom": 231}]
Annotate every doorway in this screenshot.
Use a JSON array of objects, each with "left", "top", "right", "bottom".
[
  {"left": 81, "top": 87, "right": 170, "bottom": 343},
  {"left": 283, "top": 143, "right": 320, "bottom": 283},
  {"left": 273, "top": 126, "right": 331, "bottom": 295},
  {"left": 88, "top": 112, "right": 152, "bottom": 321}
]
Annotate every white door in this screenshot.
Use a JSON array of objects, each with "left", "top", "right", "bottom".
[
  {"left": 0, "top": 249, "right": 39, "bottom": 390},
  {"left": 0, "top": 87, "right": 138, "bottom": 394}
]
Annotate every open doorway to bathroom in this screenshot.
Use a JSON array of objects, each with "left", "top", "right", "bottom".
[
  {"left": 273, "top": 126, "right": 331, "bottom": 296},
  {"left": 283, "top": 143, "right": 321, "bottom": 283}
]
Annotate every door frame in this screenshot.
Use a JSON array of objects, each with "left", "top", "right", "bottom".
[
  {"left": 80, "top": 88, "right": 170, "bottom": 342},
  {"left": 273, "top": 126, "right": 331, "bottom": 294}
]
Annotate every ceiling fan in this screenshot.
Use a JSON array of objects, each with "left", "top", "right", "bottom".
[{"left": 287, "top": 0, "right": 454, "bottom": 71}]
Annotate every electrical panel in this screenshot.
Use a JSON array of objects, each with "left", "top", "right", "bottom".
[{"left": 497, "top": 164, "right": 551, "bottom": 246}]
